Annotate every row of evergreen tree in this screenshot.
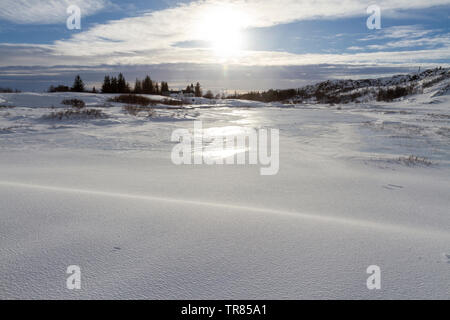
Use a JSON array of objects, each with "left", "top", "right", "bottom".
[
  {"left": 49, "top": 74, "right": 208, "bottom": 97},
  {"left": 184, "top": 83, "right": 203, "bottom": 97},
  {"left": 101, "top": 74, "right": 170, "bottom": 94},
  {"left": 228, "top": 88, "right": 299, "bottom": 102},
  {"left": 49, "top": 75, "right": 86, "bottom": 93},
  {"left": 101, "top": 73, "right": 130, "bottom": 93},
  {"left": 132, "top": 76, "right": 169, "bottom": 95}
]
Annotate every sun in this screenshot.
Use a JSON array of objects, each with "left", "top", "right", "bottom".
[{"left": 196, "top": 6, "right": 247, "bottom": 59}]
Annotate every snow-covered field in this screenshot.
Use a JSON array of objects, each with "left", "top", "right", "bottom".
[{"left": 0, "top": 83, "right": 449, "bottom": 299}]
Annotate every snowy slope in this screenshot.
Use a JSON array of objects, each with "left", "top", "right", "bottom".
[
  {"left": 0, "top": 82, "right": 449, "bottom": 299},
  {"left": 290, "top": 67, "right": 450, "bottom": 104}
]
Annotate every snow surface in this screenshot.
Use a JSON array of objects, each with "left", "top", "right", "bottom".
[{"left": 0, "top": 85, "right": 449, "bottom": 299}]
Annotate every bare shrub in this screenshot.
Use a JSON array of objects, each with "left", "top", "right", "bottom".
[
  {"left": 398, "top": 155, "right": 433, "bottom": 167},
  {"left": 45, "top": 109, "right": 106, "bottom": 120},
  {"left": 0, "top": 127, "right": 13, "bottom": 133},
  {"left": 61, "top": 99, "right": 86, "bottom": 109},
  {"left": 423, "top": 75, "right": 449, "bottom": 88},
  {"left": 160, "top": 98, "right": 183, "bottom": 106},
  {"left": 110, "top": 94, "right": 182, "bottom": 106},
  {"left": 123, "top": 105, "right": 155, "bottom": 117},
  {"left": 109, "top": 95, "right": 152, "bottom": 106},
  {"left": 0, "top": 125, "right": 25, "bottom": 133}
]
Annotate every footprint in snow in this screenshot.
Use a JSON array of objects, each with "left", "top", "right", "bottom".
[{"left": 383, "top": 184, "right": 404, "bottom": 190}]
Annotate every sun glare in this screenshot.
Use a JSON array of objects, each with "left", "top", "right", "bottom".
[{"left": 197, "top": 6, "right": 247, "bottom": 59}]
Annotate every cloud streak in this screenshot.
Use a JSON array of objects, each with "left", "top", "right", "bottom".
[
  {"left": 349, "top": 25, "right": 450, "bottom": 51},
  {"left": 0, "top": 0, "right": 109, "bottom": 24},
  {"left": 1, "top": 42, "right": 449, "bottom": 68}
]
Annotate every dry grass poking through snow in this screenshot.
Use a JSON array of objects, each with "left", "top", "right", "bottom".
[
  {"left": 110, "top": 95, "right": 151, "bottom": 106},
  {"left": 45, "top": 109, "right": 107, "bottom": 120},
  {"left": 61, "top": 99, "right": 86, "bottom": 109},
  {"left": 398, "top": 155, "right": 433, "bottom": 167},
  {"left": 109, "top": 94, "right": 182, "bottom": 106},
  {"left": 123, "top": 105, "right": 155, "bottom": 117}
]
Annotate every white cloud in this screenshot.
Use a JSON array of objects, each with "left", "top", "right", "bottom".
[
  {"left": 348, "top": 46, "right": 364, "bottom": 51},
  {"left": 0, "top": 0, "right": 109, "bottom": 24},
  {"left": 49, "top": 0, "right": 450, "bottom": 57},
  {"left": 359, "top": 25, "right": 435, "bottom": 41},
  {"left": 1, "top": 43, "right": 449, "bottom": 68},
  {"left": 366, "top": 35, "right": 450, "bottom": 50},
  {"left": 351, "top": 25, "right": 450, "bottom": 51}
]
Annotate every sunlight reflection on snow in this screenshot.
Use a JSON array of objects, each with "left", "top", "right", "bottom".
[{"left": 193, "top": 125, "right": 256, "bottom": 161}]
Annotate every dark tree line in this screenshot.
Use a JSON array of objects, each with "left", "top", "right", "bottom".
[
  {"left": 48, "top": 85, "right": 70, "bottom": 92},
  {"left": 132, "top": 76, "right": 169, "bottom": 95},
  {"left": 48, "top": 74, "right": 171, "bottom": 95},
  {"left": 376, "top": 85, "right": 415, "bottom": 102},
  {"left": 72, "top": 75, "right": 85, "bottom": 92},
  {"left": 0, "top": 87, "right": 21, "bottom": 93},
  {"left": 101, "top": 73, "right": 131, "bottom": 94},
  {"left": 228, "top": 89, "right": 299, "bottom": 102},
  {"left": 229, "top": 84, "right": 418, "bottom": 104},
  {"left": 48, "top": 74, "right": 85, "bottom": 93},
  {"left": 184, "top": 82, "right": 202, "bottom": 97}
]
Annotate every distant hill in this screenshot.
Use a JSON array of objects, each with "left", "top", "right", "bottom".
[{"left": 231, "top": 67, "right": 450, "bottom": 104}]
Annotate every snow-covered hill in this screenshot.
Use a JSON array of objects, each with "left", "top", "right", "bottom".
[{"left": 289, "top": 67, "right": 450, "bottom": 104}]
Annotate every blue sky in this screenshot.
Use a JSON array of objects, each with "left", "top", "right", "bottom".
[{"left": 0, "top": 0, "right": 449, "bottom": 91}]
